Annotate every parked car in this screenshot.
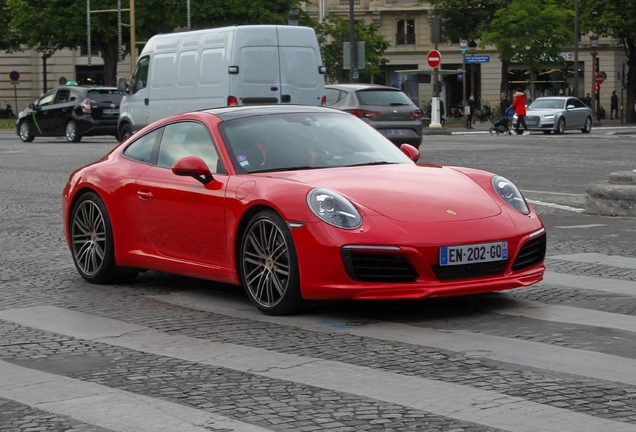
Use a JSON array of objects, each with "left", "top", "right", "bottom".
[
  {"left": 325, "top": 84, "right": 423, "bottom": 147},
  {"left": 17, "top": 85, "right": 122, "bottom": 143},
  {"left": 512, "top": 96, "right": 593, "bottom": 134},
  {"left": 63, "top": 105, "right": 546, "bottom": 316}
]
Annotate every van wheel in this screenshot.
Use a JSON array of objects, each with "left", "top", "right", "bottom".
[{"left": 119, "top": 124, "right": 132, "bottom": 142}]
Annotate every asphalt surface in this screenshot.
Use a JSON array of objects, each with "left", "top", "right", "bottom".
[{"left": 1, "top": 127, "right": 636, "bottom": 432}]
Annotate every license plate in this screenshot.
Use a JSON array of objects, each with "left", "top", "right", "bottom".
[
  {"left": 439, "top": 241, "right": 508, "bottom": 266},
  {"left": 102, "top": 108, "right": 119, "bottom": 114},
  {"left": 526, "top": 121, "right": 537, "bottom": 125},
  {"left": 385, "top": 129, "right": 408, "bottom": 136}
]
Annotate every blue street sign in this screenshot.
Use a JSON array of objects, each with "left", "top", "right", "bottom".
[{"left": 465, "top": 56, "right": 490, "bottom": 63}]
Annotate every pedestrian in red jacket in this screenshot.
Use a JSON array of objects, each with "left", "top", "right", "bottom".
[{"left": 510, "top": 88, "right": 529, "bottom": 135}]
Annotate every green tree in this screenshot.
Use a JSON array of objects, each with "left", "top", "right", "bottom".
[
  {"left": 0, "top": 0, "right": 21, "bottom": 52},
  {"left": 425, "top": 0, "right": 511, "bottom": 95},
  {"left": 480, "top": 0, "right": 574, "bottom": 100},
  {"left": 314, "top": 13, "right": 389, "bottom": 83},
  {"left": 579, "top": 0, "right": 636, "bottom": 123}
]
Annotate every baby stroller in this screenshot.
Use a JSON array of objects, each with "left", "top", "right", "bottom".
[{"left": 489, "top": 107, "right": 514, "bottom": 135}]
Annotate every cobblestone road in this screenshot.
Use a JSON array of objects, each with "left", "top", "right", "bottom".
[{"left": 2, "top": 131, "right": 636, "bottom": 431}]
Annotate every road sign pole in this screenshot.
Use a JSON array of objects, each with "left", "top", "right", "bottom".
[{"left": 459, "top": 40, "right": 468, "bottom": 129}]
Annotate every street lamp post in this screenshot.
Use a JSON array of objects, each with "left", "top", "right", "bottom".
[
  {"left": 468, "top": 40, "right": 477, "bottom": 100},
  {"left": 287, "top": 6, "right": 300, "bottom": 26},
  {"left": 590, "top": 32, "right": 599, "bottom": 122}
]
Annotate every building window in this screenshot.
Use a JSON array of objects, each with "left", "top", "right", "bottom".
[
  {"left": 339, "top": 0, "right": 360, "bottom": 5},
  {"left": 396, "top": 19, "right": 415, "bottom": 45}
]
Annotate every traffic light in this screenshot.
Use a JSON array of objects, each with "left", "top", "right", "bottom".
[
  {"left": 595, "top": 84, "right": 599, "bottom": 92},
  {"left": 431, "top": 17, "right": 443, "bottom": 43},
  {"left": 595, "top": 58, "right": 600, "bottom": 73}
]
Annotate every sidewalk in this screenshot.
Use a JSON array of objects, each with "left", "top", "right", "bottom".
[{"left": 423, "top": 120, "right": 636, "bottom": 135}]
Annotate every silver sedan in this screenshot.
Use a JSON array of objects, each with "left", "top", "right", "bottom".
[{"left": 512, "top": 96, "right": 593, "bottom": 134}]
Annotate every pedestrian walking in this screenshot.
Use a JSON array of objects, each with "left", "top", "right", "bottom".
[
  {"left": 583, "top": 93, "right": 592, "bottom": 108},
  {"left": 510, "top": 88, "right": 529, "bottom": 135},
  {"left": 466, "top": 95, "right": 475, "bottom": 129},
  {"left": 610, "top": 91, "right": 619, "bottom": 120}
]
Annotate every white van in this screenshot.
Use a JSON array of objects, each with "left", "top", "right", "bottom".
[{"left": 117, "top": 25, "right": 326, "bottom": 140}]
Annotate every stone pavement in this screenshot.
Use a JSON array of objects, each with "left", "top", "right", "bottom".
[{"left": 2, "top": 135, "right": 636, "bottom": 431}]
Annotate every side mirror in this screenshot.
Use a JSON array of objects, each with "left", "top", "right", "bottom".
[
  {"left": 566, "top": 104, "right": 575, "bottom": 110},
  {"left": 172, "top": 156, "right": 213, "bottom": 184},
  {"left": 28, "top": 103, "right": 35, "bottom": 110},
  {"left": 400, "top": 143, "right": 420, "bottom": 161},
  {"left": 117, "top": 77, "right": 128, "bottom": 95}
]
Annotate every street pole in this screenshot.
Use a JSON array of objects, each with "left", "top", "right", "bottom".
[
  {"left": 349, "top": 0, "right": 355, "bottom": 83},
  {"left": 573, "top": 0, "right": 579, "bottom": 97},
  {"left": 462, "top": 53, "right": 466, "bottom": 127}
]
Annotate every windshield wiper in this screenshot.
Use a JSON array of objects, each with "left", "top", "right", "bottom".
[
  {"left": 249, "top": 166, "right": 321, "bottom": 173},
  {"left": 345, "top": 161, "right": 399, "bottom": 167},
  {"left": 390, "top": 102, "right": 408, "bottom": 106}
]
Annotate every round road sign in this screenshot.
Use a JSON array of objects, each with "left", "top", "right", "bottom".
[
  {"left": 595, "top": 73, "right": 605, "bottom": 85},
  {"left": 427, "top": 50, "right": 441, "bottom": 69},
  {"left": 9, "top": 71, "right": 20, "bottom": 82}
]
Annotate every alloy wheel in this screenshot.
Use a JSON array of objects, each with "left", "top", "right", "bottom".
[{"left": 71, "top": 200, "right": 107, "bottom": 276}]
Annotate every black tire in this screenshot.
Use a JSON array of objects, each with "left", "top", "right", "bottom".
[
  {"left": 555, "top": 118, "right": 565, "bottom": 135},
  {"left": 239, "top": 210, "right": 305, "bottom": 315},
  {"left": 66, "top": 120, "right": 82, "bottom": 142},
  {"left": 18, "top": 121, "right": 34, "bottom": 142},
  {"left": 119, "top": 123, "right": 132, "bottom": 142},
  {"left": 581, "top": 116, "right": 592, "bottom": 133},
  {"left": 70, "top": 192, "right": 137, "bottom": 284},
  {"left": 542, "top": 130, "right": 552, "bottom": 135}
]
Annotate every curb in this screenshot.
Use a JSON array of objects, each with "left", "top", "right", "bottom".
[{"left": 585, "top": 170, "right": 636, "bottom": 217}]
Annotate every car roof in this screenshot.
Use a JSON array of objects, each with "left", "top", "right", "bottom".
[
  {"left": 326, "top": 83, "right": 402, "bottom": 91},
  {"left": 54, "top": 85, "right": 118, "bottom": 92},
  {"left": 202, "top": 105, "right": 346, "bottom": 121},
  {"left": 533, "top": 96, "right": 576, "bottom": 100}
]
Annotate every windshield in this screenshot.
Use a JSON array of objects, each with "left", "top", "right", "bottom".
[
  {"left": 219, "top": 112, "right": 413, "bottom": 173},
  {"left": 529, "top": 98, "right": 565, "bottom": 110}
]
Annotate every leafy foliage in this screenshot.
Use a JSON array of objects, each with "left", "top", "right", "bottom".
[
  {"left": 425, "top": 0, "right": 508, "bottom": 43},
  {"left": 314, "top": 13, "right": 389, "bottom": 83}
]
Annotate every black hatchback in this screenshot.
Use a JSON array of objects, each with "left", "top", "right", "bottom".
[{"left": 16, "top": 85, "right": 122, "bottom": 142}]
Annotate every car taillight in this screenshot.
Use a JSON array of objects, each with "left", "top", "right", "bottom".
[
  {"left": 228, "top": 96, "right": 238, "bottom": 107},
  {"left": 410, "top": 109, "right": 423, "bottom": 118},
  {"left": 81, "top": 98, "right": 92, "bottom": 114},
  {"left": 321, "top": 95, "right": 327, "bottom": 106},
  {"left": 349, "top": 109, "right": 379, "bottom": 118}
]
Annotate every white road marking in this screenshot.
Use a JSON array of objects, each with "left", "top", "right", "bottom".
[
  {"left": 542, "top": 271, "right": 636, "bottom": 296},
  {"left": 0, "top": 359, "right": 271, "bottom": 432},
  {"left": 526, "top": 199, "right": 585, "bottom": 213},
  {"left": 552, "top": 224, "right": 606, "bottom": 229},
  {"left": 550, "top": 253, "right": 636, "bottom": 269},
  {"left": 0, "top": 305, "right": 633, "bottom": 432}
]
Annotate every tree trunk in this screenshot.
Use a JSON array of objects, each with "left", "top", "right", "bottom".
[
  {"left": 42, "top": 55, "right": 48, "bottom": 93},
  {"left": 625, "top": 37, "right": 636, "bottom": 124},
  {"left": 500, "top": 60, "right": 509, "bottom": 96},
  {"left": 95, "top": 36, "right": 119, "bottom": 87}
]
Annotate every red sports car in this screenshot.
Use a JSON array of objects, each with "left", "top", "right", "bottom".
[{"left": 63, "top": 105, "right": 546, "bottom": 315}]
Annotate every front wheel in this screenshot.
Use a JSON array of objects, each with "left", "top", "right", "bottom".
[
  {"left": 119, "top": 123, "right": 132, "bottom": 142},
  {"left": 18, "top": 121, "right": 34, "bottom": 142},
  {"left": 66, "top": 120, "right": 82, "bottom": 142},
  {"left": 70, "top": 192, "right": 137, "bottom": 283},
  {"left": 555, "top": 118, "right": 565, "bottom": 135},
  {"left": 239, "top": 210, "right": 305, "bottom": 315},
  {"left": 581, "top": 116, "right": 592, "bottom": 133}
]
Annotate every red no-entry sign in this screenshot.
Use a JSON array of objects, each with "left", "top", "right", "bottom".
[
  {"left": 595, "top": 73, "right": 605, "bottom": 85},
  {"left": 427, "top": 50, "right": 441, "bottom": 69}
]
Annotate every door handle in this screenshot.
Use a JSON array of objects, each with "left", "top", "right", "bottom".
[
  {"left": 144, "top": 98, "right": 149, "bottom": 106},
  {"left": 137, "top": 191, "right": 153, "bottom": 200}
]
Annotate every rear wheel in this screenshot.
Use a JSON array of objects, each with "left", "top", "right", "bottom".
[
  {"left": 239, "top": 210, "right": 305, "bottom": 315},
  {"left": 581, "top": 116, "right": 592, "bottom": 133},
  {"left": 555, "top": 118, "right": 565, "bottom": 135},
  {"left": 66, "top": 120, "right": 82, "bottom": 142},
  {"left": 18, "top": 121, "right": 34, "bottom": 142}
]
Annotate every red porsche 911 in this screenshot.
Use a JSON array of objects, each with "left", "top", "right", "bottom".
[{"left": 63, "top": 105, "right": 546, "bottom": 315}]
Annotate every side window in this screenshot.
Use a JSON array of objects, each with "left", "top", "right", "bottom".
[
  {"left": 571, "top": 98, "right": 585, "bottom": 108},
  {"left": 157, "top": 122, "right": 223, "bottom": 173},
  {"left": 132, "top": 56, "right": 150, "bottom": 94},
  {"left": 37, "top": 91, "right": 55, "bottom": 107},
  {"left": 54, "top": 90, "right": 71, "bottom": 104},
  {"left": 124, "top": 129, "right": 161, "bottom": 163},
  {"left": 69, "top": 89, "right": 81, "bottom": 102}
]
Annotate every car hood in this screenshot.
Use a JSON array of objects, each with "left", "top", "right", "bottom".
[{"left": 265, "top": 164, "right": 502, "bottom": 222}]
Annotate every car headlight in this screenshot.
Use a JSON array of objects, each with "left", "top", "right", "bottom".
[
  {"left": 542, "top": 114, "right": 555, "bottom": 119},
  {"left": 491, "top": 176, "right": 529, "bottom": 215},
  {"left": 307, "top": 188, "right": 362, "bottom": 229}
]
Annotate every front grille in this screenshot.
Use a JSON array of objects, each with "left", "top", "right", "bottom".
[
  {"left": 431, "top": 260, "right": 507, "bottom": 281},
  {"left": 341, "top": 250, "right": 418, "bottom": 282},
  {"left": 512, "top": 234, "right": 546, "bottom": 271},
  {"left": 525, "top": 116, "right": 540, "bottom": 122}
]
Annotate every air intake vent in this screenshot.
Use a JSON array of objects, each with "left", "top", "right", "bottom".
[
  {"left": 341, "top": 250, "right": 418, "bottom": 282},
  {"left": 512, "top": 234, "right": 546, "bottom": 271}
]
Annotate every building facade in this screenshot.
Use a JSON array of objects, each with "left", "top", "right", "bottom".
[{"left": 0, "top": 1, "right": 628, "bottom": 119}]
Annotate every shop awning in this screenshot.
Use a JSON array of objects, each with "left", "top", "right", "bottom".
[{"left": 396, "top": 69, "right": 465, "bottom": 76}]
